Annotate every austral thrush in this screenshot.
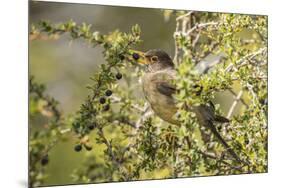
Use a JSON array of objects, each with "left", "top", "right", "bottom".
[{"left": 134, "top": 49, "right": 242, "bottom": 163}]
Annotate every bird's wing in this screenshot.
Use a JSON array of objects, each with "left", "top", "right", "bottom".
[
  {"left": 153, "top": 69, "right": 177, "bottom": 97},
  {"left": 156, "top": 81, "right": 176, "bottom": 97}
]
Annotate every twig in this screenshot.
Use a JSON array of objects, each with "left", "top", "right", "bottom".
[
  {"left": 227, "top": 90, "right": 243, "bottom": 119},
  {"left": 123, "top": 104, "right": 152, "bottom": 156},
  {"left": 135, "top": 104, "right": 152, "bottom": 129},
  {"left": 173, "top": 21, "right": 180, "bottom": 65},
  {"left": 29, "top": 33, "right": 60, "bottom": 41},
  {"left": 199, "top": 150, "right": 244, "bottom": 172},
  {"left": 228, "top": 89, "right": 248, "bottom": 107},
  {"left": 237, "top": 49, "right": 267, "bottom": 69},
  {"left": 225, "top": 47, "right": 266, "bottom": 72},
  {"left": 29, "top": 78, "right": 61, "bottom": 121},
  {"left": 111, "top": 95, "right": 145, "bottom": 113},
  {"left": 176, "top": 11, "right": 194, "bottom": 21},
  {"left": 174, "top": 22, "right": 218, "bottom": 38},
  {"left": 115, "top": 118, "right": 136, "bottom": 129},
  {"left": 192, "top": 30, "right": 201, "bottom": 47},
  {"left": 97, "top": 127, "right": 124, "bottom": 170}
]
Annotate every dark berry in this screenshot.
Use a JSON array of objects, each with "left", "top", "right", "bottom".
[
  {"left": 84, "top": 144, "right": 93, "bottom": 151},
  {"left": 105, "top": 90, "right": 112, "bottom": 97},
  {"left": 74, "top": 144, "right": 82, "bottom": 152},
  {"left": 88, "top": 123, "right": 96, "bottom": 130},
  {"left": 119, "top": 54, "right": 125, "bottom": 60},
  {"left": 116, "top": 73, "right": 122, "bottom": 80},
  {"left": 99, "top": 97, "right": 106, "bottom": 104},
  {"left": 41, "top": 155, "right": 49, "bottom": 166},
  {"left": 132, "top": 53, "right": 140, "bottom": 60},
  {"left": 103, "top": 104, "right": 110, "bottom": 111}
]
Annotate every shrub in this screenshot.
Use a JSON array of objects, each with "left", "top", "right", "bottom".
[{"left": 29, "top": 11, "right": 267, "bottom": 187}]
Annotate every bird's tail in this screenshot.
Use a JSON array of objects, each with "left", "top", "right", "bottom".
[
  {"left": 188, "top": 104, "right": 243, "bottom": 163},
  {"left": 205, "top": 120, "right": 242, "bottom": 163},
  {"left": 214, "top": 115, "right": 230, "bottom": 123}
]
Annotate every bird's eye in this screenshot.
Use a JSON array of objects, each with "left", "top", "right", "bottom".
[{"left": 151, "top": 56, "right": 158, "bottom": 63}]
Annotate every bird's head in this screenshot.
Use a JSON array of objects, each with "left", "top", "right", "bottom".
[{"left": 131, "top": 49, "right": 174, "bottom": 72}]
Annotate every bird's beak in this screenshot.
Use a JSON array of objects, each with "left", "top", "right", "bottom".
[{"left": 128, "top": 50, "right": 150, "bottom": 64}]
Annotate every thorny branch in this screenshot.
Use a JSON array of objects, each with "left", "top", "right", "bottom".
[
  {"left": 173, "top": 11, "right": 267, "bottom": 174},
  {"left": 29, "top": 12, "right": 267, "bottom": 185},
  {"left": 225, "top": 47, "right": 267, "bottom": 72},
  {"left": 227, "top": 90, "right": 244, "bottom": 119}
]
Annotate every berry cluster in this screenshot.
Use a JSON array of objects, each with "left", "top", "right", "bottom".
[
  {"left": 74, "top": 135, "right": 93, "bottom": 152},
  {"left": 98, "top": 89, "right": 112, "bottom": 111}
]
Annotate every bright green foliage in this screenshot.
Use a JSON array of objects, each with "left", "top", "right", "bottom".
[
  {"left": 29, "top": 11, "right": 267, "bottom": 187},
  {"left": 173, "top": 12, "right": 267, "bottom": 175}
]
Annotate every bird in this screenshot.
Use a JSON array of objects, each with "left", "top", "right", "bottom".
[{"left": 133, "top": 49, "right": 242, "bottom": 163}]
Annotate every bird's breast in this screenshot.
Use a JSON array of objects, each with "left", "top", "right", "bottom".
[{"left": 142, "top": 73, "right": 179, "bottom": 125}]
